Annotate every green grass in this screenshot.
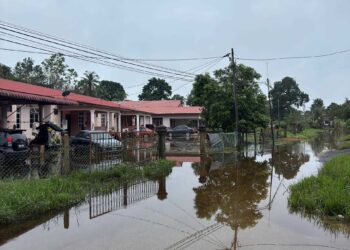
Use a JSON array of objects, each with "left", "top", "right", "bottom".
[
  {"left": 289, "top": 154, "right": 350, "bottom": 222},
  {"left": 0, "top": 160, "right": 175, "bottom": 225},
  {"left": 336, "top": 134, "right": 350, "bottom": 149},
  {"left": 338, "top": 134, "right": 350, "bottom": 142},
  {"left": 287, "top": 128, "right": 323, "bottom": 140}
]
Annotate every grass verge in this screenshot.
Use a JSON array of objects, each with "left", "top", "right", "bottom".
[
  {"left": 0, "top": 159, "right": 175, "bottom": 225},
  {"left": 287, "top": 128, "right": 323, "bottom": 140},
  {"left": 336, "top": 134, "right": 350, "bottom": 149},
  {"left": 288, "top": 154, "right": 350, "bottom": 222}
]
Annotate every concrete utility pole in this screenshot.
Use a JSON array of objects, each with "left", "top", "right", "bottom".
[
  {"left": 231, "top": 48, "right": 239, "bottom": 147},
  {"left": 267, "top": 78, "right": 275, "bottom": 148}
]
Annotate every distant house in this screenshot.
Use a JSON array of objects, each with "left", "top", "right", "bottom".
[
  {"left": 0, "top": 79, "right": 203, "bottom": 138},
  {"left": 118, "top": 100, "right": 202, "bottom": 128}
]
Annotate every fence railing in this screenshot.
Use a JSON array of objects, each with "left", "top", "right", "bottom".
[{"left": 0, "top": 132, "right": 158, "bottom": 179}]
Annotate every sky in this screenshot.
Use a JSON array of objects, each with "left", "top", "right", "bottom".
[{"left": 0, "top": 0, "right": 349, "bottom": 106}]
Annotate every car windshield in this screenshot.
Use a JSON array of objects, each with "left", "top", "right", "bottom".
[
  {"left": 174, "top": 125, "right": 187, "bottom": 130},
  {"left": 91, "top": 133, "right": 113, "bottom": 140}
]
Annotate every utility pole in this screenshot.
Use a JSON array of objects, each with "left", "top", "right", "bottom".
[
  {"left": 267, "top": 78, "right": 275, "bottom": 148},
  {"left": 231, "top": 48, "right": 239, "bottom": 147},
  {"left": 277, "top": 98, "right": 281, "bottom": 138}
]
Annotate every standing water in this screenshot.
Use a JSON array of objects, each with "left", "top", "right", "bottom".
[{"left": 0, "top": 136, "right": 349, "bottom": 250}]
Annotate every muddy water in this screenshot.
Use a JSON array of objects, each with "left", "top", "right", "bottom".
[{"left": 1, "top": 138, "right": 350, "bottom": 250}]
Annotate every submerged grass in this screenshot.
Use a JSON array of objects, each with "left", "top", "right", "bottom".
[
  {"left": 0, "top": 160, "right": 175, "bottom": 225},
  {"left": 287, "top": 128, "right": 323, "bottom": 140},
  {"left": 289, "top": 154, "right": 350, "bottom": 222}
]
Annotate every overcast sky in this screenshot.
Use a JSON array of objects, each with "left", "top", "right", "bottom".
[{"left": 1, "top": 0, "right": 349, "bottom": 106}]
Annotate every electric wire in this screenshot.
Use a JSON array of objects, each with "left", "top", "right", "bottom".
[{"left": 0, "top": 21, "right": 197, "bottom": 78}]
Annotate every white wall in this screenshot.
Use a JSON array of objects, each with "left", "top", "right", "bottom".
[{"left": 163, "top": 117, "right": 170, "bottom": 127}]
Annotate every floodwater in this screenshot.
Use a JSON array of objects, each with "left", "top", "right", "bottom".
[{"left": 1, "top": 134, "right": 350, "bottom": 250}]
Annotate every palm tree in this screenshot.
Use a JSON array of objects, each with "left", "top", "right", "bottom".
[{"left": 76, "top": 71, "right": 99, "bottom": 96}]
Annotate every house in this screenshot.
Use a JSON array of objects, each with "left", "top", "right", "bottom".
[
  {"left": 0, "top": 79, "right": 132, "bottom": 138},
  {"left": 0, "top": 79, "right": 203, "bottom": 138},
  {"left": 118, "top": 100, "right": 202, "bottom": 129}
]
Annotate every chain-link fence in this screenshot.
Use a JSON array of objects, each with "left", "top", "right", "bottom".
[
  {"left": 0, "top": 131, "right": 158, "bottom": 179},
  {"left": 207, "top": 132, "right": 237, "bottom": 152}
]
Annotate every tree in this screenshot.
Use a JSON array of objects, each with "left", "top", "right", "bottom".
[
  {"left": 193, "top": 156, "right": 270, "bottom": 231},
  {"left": 64, "top": 68, "right": 78, "bottom": 90},
  {"left": 326, "top": 102, "right": 342, "bottom": 121},
  {"left": 0, "top": 63, "right": 14, "bottom": 80},
  {"left": 310, "top": 98, "right": 325, "bottom": 128},
  {"left": 75, "top": 71, "right": 99, "bottom": 96},
  {"left": 138, "top": 78, "right": 172, "bottom": 100},
  {"left": 187, "top": 74, "right": 213, "bottom": 106},
  {"left": 171, "top": 94, "right": 185, "bottom": 104},
  {"left": 96, "top": 80, "right": 127, "bottom": 101},
  {"left": 13, "top": 57, "right": 45, "bottom": 85},
  {"left": 41, "top": 53, "right": 69, "bottom": 89},
  {"left": 189, "top": 64, "right": 269, "bottom": 133},
  {"left": 270, "top": 77, "right": 309, "bottom": 119}
]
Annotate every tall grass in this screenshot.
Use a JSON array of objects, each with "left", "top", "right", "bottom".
[
  {"left": 289, "top": 154, "right": 350, "bottom": 222},
  {"left": 287, "top": 128, "right": 323, "bottom": 140},
  {"left": 0, "top": 160, "right": 175, "bottom": 225}
]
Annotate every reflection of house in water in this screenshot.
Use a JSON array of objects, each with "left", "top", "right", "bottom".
[
  {"left": 89, "top": 178, "right": 166, "bottom": 219},
  {"left": 166, "top": 155, "right": 200, "bottom": 167}
]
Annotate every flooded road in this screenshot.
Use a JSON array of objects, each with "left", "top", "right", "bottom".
[{"left": 1, "top": 137, "right": 350, "bottom": 250}]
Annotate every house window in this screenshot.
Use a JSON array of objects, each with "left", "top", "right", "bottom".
[
  {"left": 78, "top": 112, "right": 84, "bottom": 129},
  {"left": 101, "top": 113, "right": 106, "bottom": 127},
  {"left": 153, "top": 118, "right": 163, "bottom": 126},
  {"left": 30, "top": 108, "right": 40, "bottom": 128},
  {"left": 15, "top": 108, "right": 21, "bottom": 129}
]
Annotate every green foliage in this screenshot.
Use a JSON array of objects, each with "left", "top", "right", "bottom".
[
  {"left": 336, "top": 134, "right": 350, "bottom": 149},
  {"left": 188, "top": 64, "right": 269, "bottom": 132},
  {"left": 310, "top": 98, "right": 325, "bottom": 128},
  {"left": 0, "top": 160, "right": 174, "bottom": 225},
  {"left": 287, "top": 128, "right": 323, "bottom": 140},
  {"left": 289, "top": 154, "right": 350, "bottom": 222},
  {"left": 41, "top": 53, "right": 70, "bottom": 89},
  {"left": 270, "top": 77, "right": 309, "bottom": 119},
  {"left": 0, "top": 63, "right": 14, "bottom": 80},
  {"left": 13, "top": 57, "right": 45, "bottom": 85},
  {"left": 171, "top": 94, "right": 185, "bottom": 104},
  {"left": 139, "top": 77, "right": 172, "bottom": 100},
  {"left": 96, "top": 80, "right": 127, "bottom": 101},
  {"left": 143, "top": 159, "right": 175, "bottom": 180},
  {"left": 75, "top": 71, "right": 99, "bottom": 96}
]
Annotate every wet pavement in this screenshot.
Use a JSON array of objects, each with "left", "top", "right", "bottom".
[{"left": 1, "top": 135, "right": 350, "bottom": 250}]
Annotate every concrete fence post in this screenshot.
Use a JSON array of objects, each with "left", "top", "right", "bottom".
[
  {"left": 156, "top": 125, "right": 167, "bottom": 159},
  {"left": 199, "top": 125, "right": 207, "bottom": 155},
  {"left": 63, "top": 133, "right": 70, "bottom": 174}
]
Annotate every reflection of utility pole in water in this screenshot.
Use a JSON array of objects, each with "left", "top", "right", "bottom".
[
  {"left": 157, "top": 177, "right": 167, "bottom": 200},
  {"left": 230, "top": 154, "right": 240, "bottom": 250},
  {"left": 64, "top": 209, "right": 69, "bottom": 229},
  {"left": 198, "top": 156, "right": 211, "bottom": 184},
  {"left": 123, "top": 184, "right": 128, "bottom": 207}
]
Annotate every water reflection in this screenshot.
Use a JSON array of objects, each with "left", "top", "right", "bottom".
[
  {"left": 270, "top": 144, "right": 310, "bottom": 180},
  {"left": 193, "top": 155, "right": 270, "bottom": 249}
]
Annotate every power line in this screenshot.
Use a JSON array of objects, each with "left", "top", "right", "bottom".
[
  {"left": 0, "top": 21, "right": 197, "bottom": 78},
  {"left": 236, "top": 49, "right": 350, "bottom": 61},
  {"left": 0, "top": 37, "right": 194, "bottom": 82},
  {"left": 122, "top": 55, "right": 227, "bottom": 62},
  {"left": 126, "top": 57, "right": 224, "bottom": 96}
]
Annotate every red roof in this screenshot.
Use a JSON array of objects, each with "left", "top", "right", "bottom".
[
  {"left": 118, "top": 100, "right": 202, "bottom": 115},
  {"left": 0, "top": 79, "right": 131, "bottom": 110}
]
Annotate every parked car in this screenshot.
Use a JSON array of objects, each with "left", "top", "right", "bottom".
[
  {"left": 168, "top": 125, "right": 195, "bottom": 137},
  {"left": 132, "top": 127, "right": 155, "bottom": 138},
  {"left": 0, "top": 128, "right": 29, "bottom": 167},
  {"left": 70, "top": 130, "right": 122, "bottom": 150},
  {"left": 145, "top": 124, "right": 155, "bottom": 131}
]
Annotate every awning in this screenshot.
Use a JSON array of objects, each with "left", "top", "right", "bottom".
[{"left": 0, "top": 89, "right": 78, "bottom": 105}]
